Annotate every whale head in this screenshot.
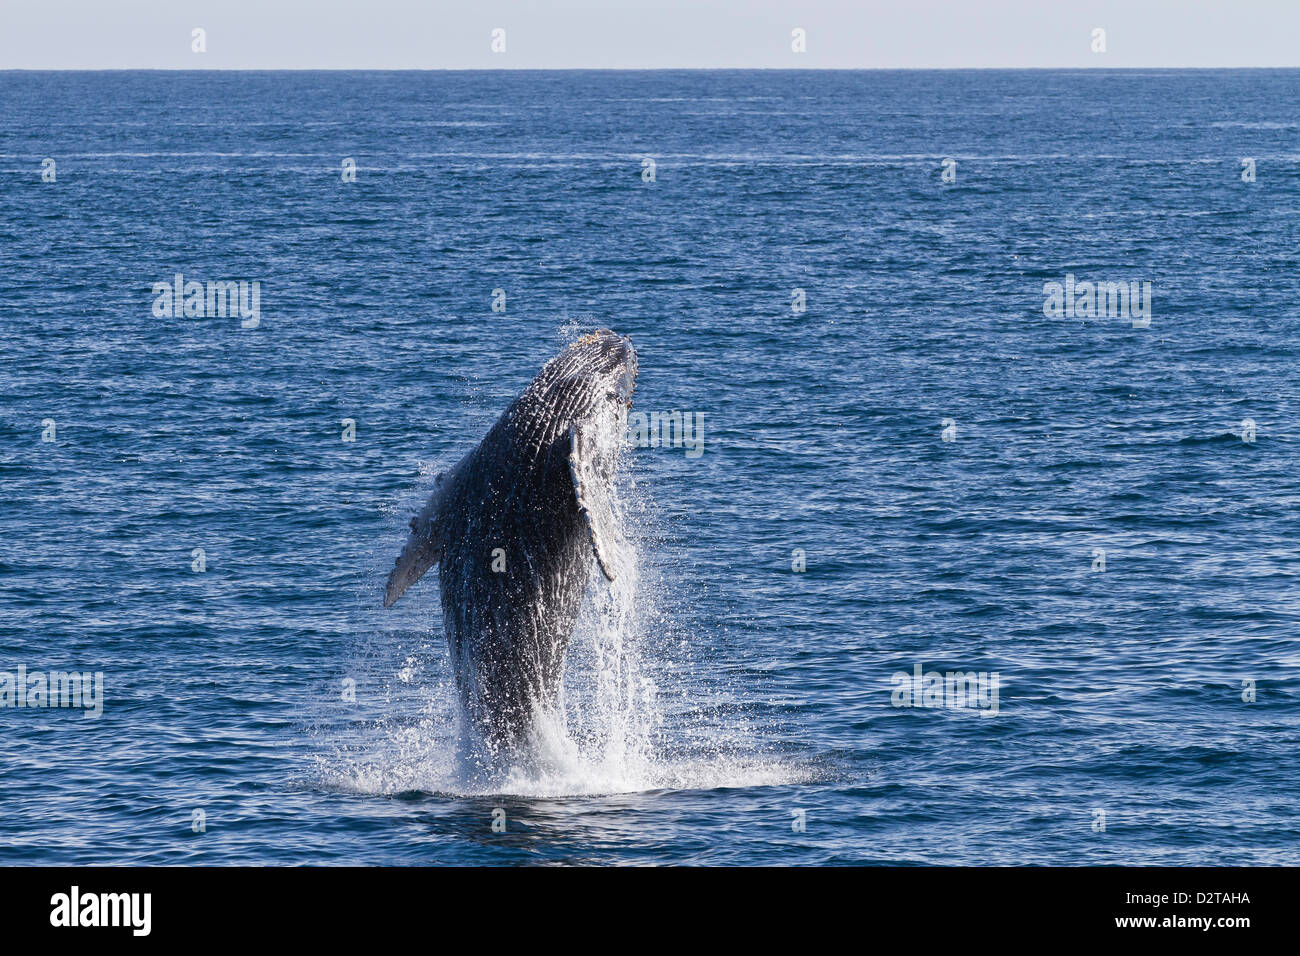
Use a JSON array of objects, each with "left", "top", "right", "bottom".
[
  {"left": 557, "top": 328, "right": 637, "bottom": 413},
  {"left": 510, "top": 328, "right": 638, "bottom": 449}
]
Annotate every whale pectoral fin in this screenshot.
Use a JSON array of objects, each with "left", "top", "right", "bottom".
[
  {"left": 568, "top": 423, "right": 627, "bottom": 582},
  {"left": 383, "top": 501, "right": 443, "bottom": 608}
]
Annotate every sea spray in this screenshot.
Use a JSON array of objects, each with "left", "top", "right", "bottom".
[{"left": 562, "top": 538, "right": 659, "bottom": 788}]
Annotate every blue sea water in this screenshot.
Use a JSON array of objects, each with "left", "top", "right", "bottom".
[{"left": 1, "top": 69, "right": 1299, "bottom": 865}]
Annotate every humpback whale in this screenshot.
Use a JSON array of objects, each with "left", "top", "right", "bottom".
[{"left": 384, "top": 330, "right": 637, "bottom": 752}]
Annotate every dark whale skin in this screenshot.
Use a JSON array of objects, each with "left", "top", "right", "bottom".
[{"left": 385, "top": 330, "right": 637, "bottom": 751}]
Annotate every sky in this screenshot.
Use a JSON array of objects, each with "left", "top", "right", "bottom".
[{"left": 0, "top": 0, "right": 1296, "bottom": 69}]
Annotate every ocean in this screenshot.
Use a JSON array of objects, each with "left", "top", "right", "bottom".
[{"left": 1, "top": 69, "right": 1298, "bottom": 865}]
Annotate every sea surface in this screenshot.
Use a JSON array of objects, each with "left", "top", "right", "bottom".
[{"left": 2, "top": 69, "right": 1299, "bottom": 865}]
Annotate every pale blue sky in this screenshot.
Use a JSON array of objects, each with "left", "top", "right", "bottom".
[{"left": 2, "top": 0, "right": 1296, "bottom": 69}]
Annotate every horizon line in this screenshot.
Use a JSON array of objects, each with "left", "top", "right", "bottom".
[{"left": 4, "top": 65, "right": 1300, "bottom": 72}]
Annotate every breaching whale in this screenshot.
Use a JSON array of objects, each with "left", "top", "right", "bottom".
[{"left": 384, "top": 330, "right": 637, "bottom": 752}]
